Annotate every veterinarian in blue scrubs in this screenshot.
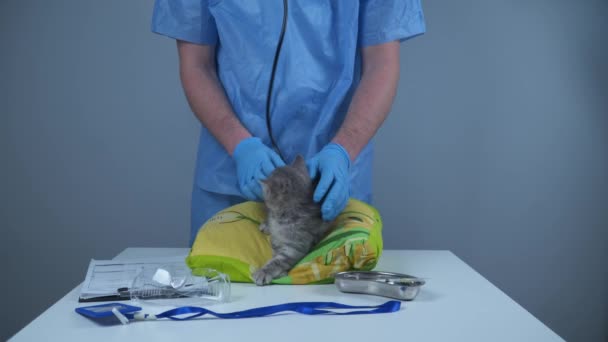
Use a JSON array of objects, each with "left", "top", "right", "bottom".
[{"left": 151, "top": 1, "right": 426, "bottom": 245}]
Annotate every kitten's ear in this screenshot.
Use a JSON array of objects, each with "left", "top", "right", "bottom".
[{"left": 292, "top": 155, "right": 307, "bottom": 173}]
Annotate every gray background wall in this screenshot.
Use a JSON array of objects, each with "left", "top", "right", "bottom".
[{"left": 1, "top": 0, "right": 606, "bottom": 341}]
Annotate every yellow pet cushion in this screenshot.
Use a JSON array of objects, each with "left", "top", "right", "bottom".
[{"left": 186, "top": 199, "right": 383, "bottom": 284}]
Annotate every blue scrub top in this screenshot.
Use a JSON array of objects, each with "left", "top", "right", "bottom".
[{"left": 151, "top": 0, "right": 426, "bottom": 203}]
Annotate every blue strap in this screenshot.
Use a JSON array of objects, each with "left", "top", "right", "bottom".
[{"left": 125, "top": 300, "right": 401, "bottom": 321}]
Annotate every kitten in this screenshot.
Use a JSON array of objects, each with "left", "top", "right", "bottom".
[{"left": 252, "top": 155, "right": 332, "bottom": 286}]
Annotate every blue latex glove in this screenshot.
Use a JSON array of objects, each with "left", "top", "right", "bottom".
[
  {"left": 233, "top": 137, "right": 285, "bottom": 201},
  {"left": 307, "top": 143, "right": 351, "bottom": 221}
]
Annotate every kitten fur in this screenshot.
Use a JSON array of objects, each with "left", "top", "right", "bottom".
[{"left": 252, "top": 155, "right": 332, "bottom": 285}]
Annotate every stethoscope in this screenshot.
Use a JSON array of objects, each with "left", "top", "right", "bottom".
[{"left": 265, "top": 0, "right": 288, "bottom": 161}]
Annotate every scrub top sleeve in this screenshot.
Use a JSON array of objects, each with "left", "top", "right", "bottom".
[
  {"left": 359, "top": 0, "right": 426, "bottom": 47},
  {"left": 151, "top": 0, "right": 218, "bottom": 45}
]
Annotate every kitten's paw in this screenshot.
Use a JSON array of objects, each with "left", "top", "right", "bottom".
[
  {"left": 258, "top": 222, "right": 270, "bottom": 234},
  {"left": 252, "top": 269, "right": 275, "bottom": 286}
]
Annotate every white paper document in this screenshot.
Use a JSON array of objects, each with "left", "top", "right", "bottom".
[{"left": 79, "top": 256, "right": 186, "bottom": 301}]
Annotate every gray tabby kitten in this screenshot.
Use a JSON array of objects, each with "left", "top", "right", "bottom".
[{"left": 252, "top": 155, "right": 332, "bottom": 286}]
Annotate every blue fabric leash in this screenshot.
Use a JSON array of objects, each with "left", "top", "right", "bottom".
[{"left": 124, "top": 300, "right": 401, "bottom": 321}]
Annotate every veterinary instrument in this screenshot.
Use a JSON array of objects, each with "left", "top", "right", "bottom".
[
  {"left": 335, "top": 271, "right": 425, "bottom": 301},
  {"left": 118, "top": 264, "right": 230, "bottom": 306},
  {"left": 266, "top": 0, "right": 288, "bottom": 160}
]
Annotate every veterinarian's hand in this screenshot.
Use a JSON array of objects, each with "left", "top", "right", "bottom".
[
  {"left": 307, "top": 143, "right": 351, "bottom": 221},
  {"left": 233, "top": 137, "right": 285, "bottom": 201}
]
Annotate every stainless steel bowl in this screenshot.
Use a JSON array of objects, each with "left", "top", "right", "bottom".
[{"left": 334, "top": 271, "right": 425, "bottom": 301}]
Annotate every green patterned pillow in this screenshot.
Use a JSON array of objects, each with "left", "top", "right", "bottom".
[{"left": 186, "top": 198, "right": 383, "bottom": 284}]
